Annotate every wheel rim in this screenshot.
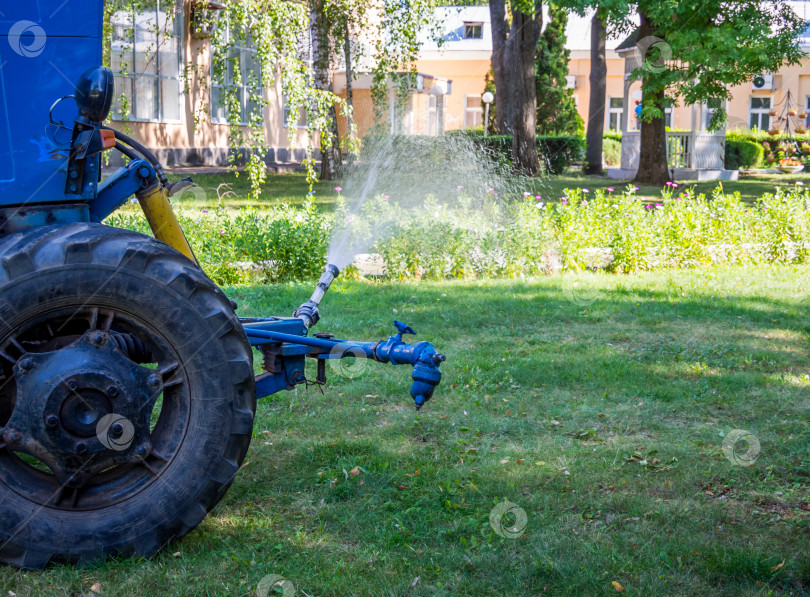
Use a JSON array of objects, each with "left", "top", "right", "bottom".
[{"left": 0, "top": 305, "right": 190, "bottom": 511}]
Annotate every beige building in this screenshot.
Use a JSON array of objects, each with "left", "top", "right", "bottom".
[{"left": 110, "top": 2, "right": 810, "bottom": 168}]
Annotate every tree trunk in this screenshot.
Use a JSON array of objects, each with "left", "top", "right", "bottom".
[
  {"left": 633, "top": 10, "right": 670, "bottom": 185},
  {"left": 510, "top": 2, "right": 542, "bottom": 174},
  {"left": 343, "top": 19, "right": 353, "bottom": 134},
  {"left": 584, "top": 11, "right": 606, "bottom": 175},
  {"left": 343, "top": 18, "right": 354, "bottom": 165},
  {"left": 489, "top": 0, "right": 514, "bottom": 134},
  {"left": 311, "top": 2, "right": 341, "bottom": 180}
]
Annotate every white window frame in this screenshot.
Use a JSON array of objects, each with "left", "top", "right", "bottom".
[
  {"left": 463, "top": 22, "right": 483, "bottom": 39},
  {"left": 704, "top": 99, "right": 726, "bottom": 131},
  {"left": 607, "top": 97, "right": 623, "bottom": 132},
  {"left": 110, "top": 0, "right": 184, "bottom": 124},
  {"left": 464, "top": 94, "right": 483, "bottom": 129},
  {"left": 210, "top": 25, "right": 261, "bottom": 126},
  {"left": 749, "top": 96, "right": 772, "bottom": 131},
  {"left": 426, "top": 94, "right": 438, "bottom": 136},
  {"left": 805, "top": 96, "right": 810, "bottom": 128}
]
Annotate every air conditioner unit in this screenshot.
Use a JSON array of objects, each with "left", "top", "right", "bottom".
[
  {"left": 566, "top": 75, "right": 577, "bottom": 89},
  {"left": 752, "top": 74, "right": 775, "bottom": 91}
]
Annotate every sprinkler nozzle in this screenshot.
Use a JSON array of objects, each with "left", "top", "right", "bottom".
[{"left": 294, "top": 264, "right": 340, "bottom": 330}]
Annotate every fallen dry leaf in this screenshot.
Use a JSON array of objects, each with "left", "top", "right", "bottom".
[
  {"left": 771, "top": 561, "right": 785, "bottom": 573},
  {"left": 397, "top": 485, "right": 406, "bottom": 490},
  {"left": 612, "top": 581, "right": 625, "bottom": 592},
  {"left": 90, "top": 583, "right": 102, "bottom": 594},
  {"left": 364, "top": 394, "right": 379, "bottom": 398},
  {"left": 349, "top": 466, "right": 361, "bottom": 476},
  {"left": 329, "top": 478, "right": 337, "bottom": 488},
  {"left": 172, "top": 551, "right": 181, "bottom": 557}
]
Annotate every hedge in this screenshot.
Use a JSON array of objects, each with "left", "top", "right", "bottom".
[
  {"left": 447, "top": 130, "right": 585, "bottom": 174},
  {"left": 725, "top": 138, "right": 763, "bottom": 170}
]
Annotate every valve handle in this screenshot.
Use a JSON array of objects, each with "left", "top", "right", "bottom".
[{"left": 393, "top": 320, "right": 415, "bottom": 336}]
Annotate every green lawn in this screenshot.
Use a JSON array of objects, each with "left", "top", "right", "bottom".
[
  {"left": 167, "top": 170, "right": 810, "bottom": 210},
  {"left": 3, "top": 265, "right": 808, "bottom": 596}
]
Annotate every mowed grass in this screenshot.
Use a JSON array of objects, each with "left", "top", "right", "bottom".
[
  {"left": 2, "top": 265, "right": 809, "bottom": 596},
  {"left": 165, "top": 170, "right": 810, "bottom": 210}
]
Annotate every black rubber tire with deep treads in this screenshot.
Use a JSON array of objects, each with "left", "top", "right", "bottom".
[{"left": 0, "top": 223, "right": 255, "bottom": 568}]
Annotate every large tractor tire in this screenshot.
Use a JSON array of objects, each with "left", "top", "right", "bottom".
[{"left": 0, "top": 223, "right": 255, "bottom": 568}]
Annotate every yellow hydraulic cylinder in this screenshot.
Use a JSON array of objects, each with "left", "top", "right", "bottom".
[{"left": 135, "top": 183, "right": 198, "bottom": 265}]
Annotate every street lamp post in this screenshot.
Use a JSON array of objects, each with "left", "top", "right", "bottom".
[{"left": 482, "top": 91, "right": 494, "bottom": 137}]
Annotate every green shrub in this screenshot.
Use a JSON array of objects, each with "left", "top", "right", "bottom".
[
  {"left": 725, "top": 138, "right": 763, "bottom": 170},
  {"left": 447, "top": 130, "right": 584, "bottom": 174},
  {"left": 603, "top": 138, "right": 621, "bottom": 166}
]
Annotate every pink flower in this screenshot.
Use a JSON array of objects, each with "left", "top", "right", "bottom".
[
  {"left": 384, "top": 194, "right": 390, "bottom": 199},
  {"left": 202, "top": 209, "right": 208, "bottom": 213},
  {"left": 607, "top": 187, "right": 615, "bottom": 192},
  {"left": 582, "top": 199, "right": 588, "bottom": 205},
  {"left": 665, "top": 181, "right": 673, "bottom": 186},
  {"left": 645, "top": 205, "right": 652, "bottom": 209},
  {"left": 535, "top": 195, "right": 541, "bottom": 199},
  {"left": 631, "top": 185, "right": 639, "bottom": 191},
  {"left": 457, "top": 185, "right": 464, "bottom": 190},
  {"left": 582, "top": 188, "right": 589, "bottom": 193},
  {"left": 523, "top": 192, "right": 531, "bottom": 197},
  {"left": 672, "top": 183, "right": 679, "bottom": 188},
  {"left": 488, "top": 188, "right": 495, "bottom": 194},
  {"left": 334, "top": 186, "right": 342, "bottom": 192},
  {"left": 655, "top": 203, "right": 663, "bottom": 208},
  {"left": 219, "top": 228, "right": 225, "bottom": 235}
]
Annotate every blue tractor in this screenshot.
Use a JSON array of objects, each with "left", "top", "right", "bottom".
[{"left": 0, "top": 1, "right": 444, "bottom": 568}]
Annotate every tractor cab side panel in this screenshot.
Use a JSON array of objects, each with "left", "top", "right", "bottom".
[{"left": 0, "top": 1, "right": 104, "bottom": 205}]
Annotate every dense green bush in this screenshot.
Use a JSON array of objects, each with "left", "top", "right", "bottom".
[
  {"left": 108, "top": 185, "right": 810, "bottom": 284},
  {"left": 725, "top": 137, "right": 764, "bottom": 169},
  {"left": 446, "top": 130, "right": 584, "bottom": 174},
  {"left": 727, "top": 130, "right": 810, "bottom": 166},
  {"left": 602, "top": 138, "right": 621, "bottom": 166}
]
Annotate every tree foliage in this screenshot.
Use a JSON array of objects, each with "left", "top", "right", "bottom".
[{"left": 535, "top": 5, "right": 583, "bottom": 135}]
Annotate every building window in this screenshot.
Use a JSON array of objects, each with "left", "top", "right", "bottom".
[
  {"left": 282, "top": 95, "right": 307, "bottom": 129},
  {"left": 426, "top": 94, "right": 438, "bottom": 136},
  {"left": 607, "top": 97, "right": 623, "bottom": 131},
  {"left": 806, "top": 96, "right": 810, "bottom": 128},
  {"left": 749, "top": 97, "right": 771, "bottom": 131},
  {"left": 463, "top": 22, "right": 483, "bottom": 39},
  {"left": 110, "top": 0, "right": 183, "bottom": 123},
  {"left": 210, "top": 26, "right": 261, "bottom": 125},
  {"left": 464, "top": 95, "right": 483, "bottom": 129},
  {"left": 704, "top": 98, "right": 724, "bottom": 131}
]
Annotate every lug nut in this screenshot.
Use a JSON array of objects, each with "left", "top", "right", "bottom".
[
  {"left": 136, "top": 444, "right": 149, "bottom": 458},
  {"left": 147, "top": 375, "right": 161, "bottom": 391},
  {"left": 75, "top": 441, "right": 88, "bottom": 455},
  {"left": 110, "top": 423, "right": 124, "bottom": 439},
  {"left": 45, "top": 415, "right": 59, "bottom": 429},
  {"left": 18, "top": 358, "right": 33, "bottom": 372},
  {"left": 89, "top": 331, "right": 106, "bottom": 346},
  {"left": 67, "top": 380, "right": 78, "bottom": 391},
  {"left": 106, "top": 385, "right": 119, "bottom": 397}
]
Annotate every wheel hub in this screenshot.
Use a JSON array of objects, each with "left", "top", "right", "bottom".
[{"left": 2, "top": 330, "right": 162, "bottom": 487}]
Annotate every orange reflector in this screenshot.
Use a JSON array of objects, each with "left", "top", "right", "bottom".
[{"left": 100, "top": 129, "right": 116, "bottom": 150}]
